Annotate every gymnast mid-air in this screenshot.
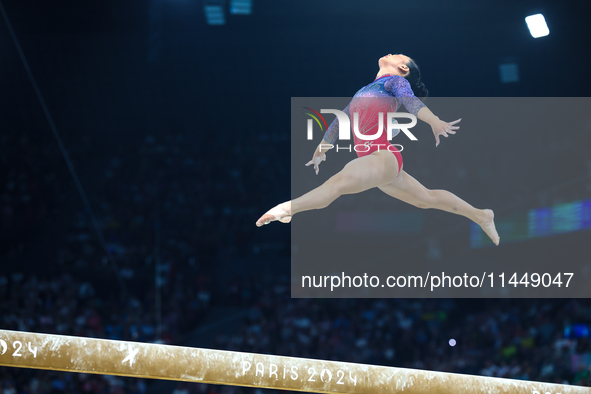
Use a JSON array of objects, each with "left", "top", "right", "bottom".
[{"left": 256, "top": 54, "right": 500, "bottom": 246}]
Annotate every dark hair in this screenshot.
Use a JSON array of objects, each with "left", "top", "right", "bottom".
[{"left": 405, "top": 58, "right": 429, "bottom": 100}]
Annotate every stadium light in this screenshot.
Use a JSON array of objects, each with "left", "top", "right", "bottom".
[
  {"left": 204, "top": 0, "right": 225, "bottom": 25},
  {"left": 230, "top": 0, "right": 251, "bottom": 15},
  {"left": 525, "top": 14, "right": 549, "bottom": 38}
]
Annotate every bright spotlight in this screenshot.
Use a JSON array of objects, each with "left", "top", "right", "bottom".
[{"left": 525, "top": 14, "right": 549, "bottom": 38}]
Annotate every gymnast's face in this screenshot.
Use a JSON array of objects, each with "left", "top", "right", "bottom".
[{"left": 379, "top": 54, "right": 411, "bottom": 76}]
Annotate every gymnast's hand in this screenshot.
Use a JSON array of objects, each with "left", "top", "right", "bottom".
[
  {"left": 305, "top": 143, "right": 332, "bottom": 175},
  {"left": 430, "top": 118, "right": 461, "bottom": 147}
]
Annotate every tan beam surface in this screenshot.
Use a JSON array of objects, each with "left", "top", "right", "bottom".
[{"left": 0, "top": 330, "right": 588, "bottom": 394}]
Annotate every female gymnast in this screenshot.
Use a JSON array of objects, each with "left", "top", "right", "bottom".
[{"left": 255, "top": 54, "right": 500, "bottom": 246}]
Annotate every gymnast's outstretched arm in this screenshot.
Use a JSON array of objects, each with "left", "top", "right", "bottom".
[
  {"left": 321, "top": 103, "right": 351, "bottom": 147},
  {"left": 416, "top": 106, "right": 461, "bottom": 147}
]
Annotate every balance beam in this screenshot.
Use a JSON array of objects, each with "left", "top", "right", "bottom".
[{"left": 0, "top": 330, "right": 588, "bottom": 394}]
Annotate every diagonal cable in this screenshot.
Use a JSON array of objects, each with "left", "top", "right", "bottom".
[{"left": 0, "top": 0, "right": 127, "bottom": 295}]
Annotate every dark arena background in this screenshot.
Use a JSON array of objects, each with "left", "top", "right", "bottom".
[{"left": 2, "top": 0, "right": 591, "bottom": 393}]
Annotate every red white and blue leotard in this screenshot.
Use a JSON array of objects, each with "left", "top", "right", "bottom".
[{"left": 323, "top": 74, "right": 426, "bottom": 174}]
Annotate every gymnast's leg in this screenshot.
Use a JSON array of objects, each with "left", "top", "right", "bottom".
[
  {"left": 256, "top": 150, "right": 399, "bottom": 227},
  {"left": 378, "top": 170, "right": 500, "bottom": 245}
]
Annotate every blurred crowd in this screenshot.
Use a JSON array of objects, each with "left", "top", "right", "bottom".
[
  {"left": 3, "top": 269, "right": 590, "bottom": 394},
  {"left": 0, "top": 118, "right": 288, "bottom": 393}
]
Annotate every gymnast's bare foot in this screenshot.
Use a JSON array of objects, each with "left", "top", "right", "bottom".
[
  {"left": 478, "top": 209, "right": 500, "bottom": 245},
  {"left": 256, "top": 202, "right": 292, "bottom": 227}
]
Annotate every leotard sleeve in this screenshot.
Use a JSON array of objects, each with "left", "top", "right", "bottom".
[
  {"left": 384, "top": 76, "right": 426, "bottom": 116},
  {"left": 322, "top": 103, "right": 351, "bottom": 145}
]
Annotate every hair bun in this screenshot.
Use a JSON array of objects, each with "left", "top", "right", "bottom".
[
  {"left": 413, "top": 80, "right": 429, "bottom": 100},
  {"left": 405, "top": 60, "right": 429, "bottom": 100}
]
